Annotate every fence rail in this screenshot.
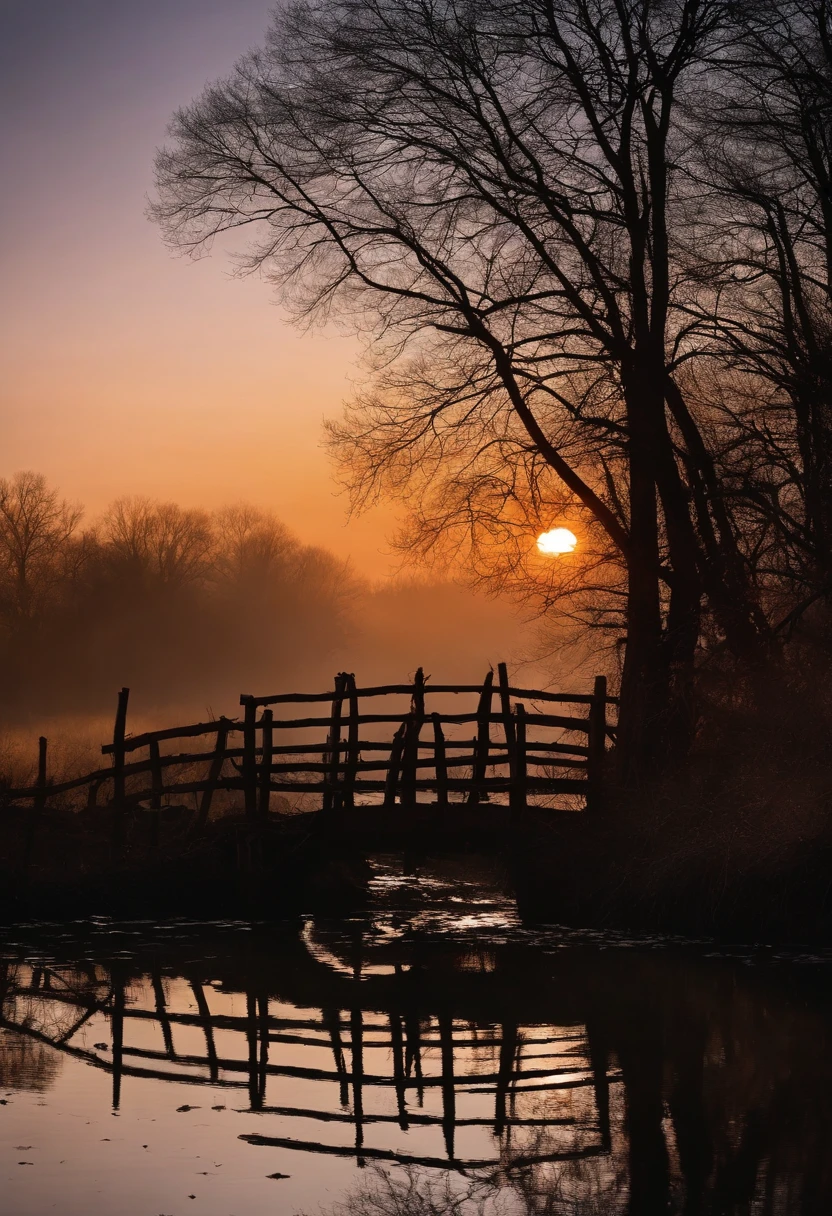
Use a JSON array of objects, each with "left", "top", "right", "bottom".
[{"left": 2, "top": 664, "right": 616, "bottom": 824}]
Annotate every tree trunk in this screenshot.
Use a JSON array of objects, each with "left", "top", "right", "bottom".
[{"left": 617, "top": 381, "right": 667, "bottom": 783}]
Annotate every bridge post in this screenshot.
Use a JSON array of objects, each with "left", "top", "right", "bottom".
[
  {"left": 401, "top": 668, "right": 425, "bottom": 811},
  {"left": 148, "top": 738, "right": 162, "bottom": 848},
  {"left": 195, "top": 718, "right": 230, "bottom": 831},
  {"left": 258, "top": 709, "right": 273, "bottom": 817},
  {"left": 509, "top": 703, "right": 527, "bottom": 817},
  {"left": 432, "top": 713, "right": 448, "bottom": 807},
  {"left": 323, "top": 673, "right": 346, "bottom": 814},
  {"left": 24, "top": 735, "right": 48, "bottom": 870},
  {"left": 468, "top": 670, "right": 494, "bottom": 805},
  {"left": 586, "top": 675, "right": 608, "bottom": 813},
  {"left": 241, "top": 696, "right": 258, "bottom": 820},
  {"left": 497, "top": 662, "right": 516, "bottom": 764},
  {"left": 111, "top": 687, "right": 130, "bottom": 851},
  {"left": 343, "top": 675, "right": 359, "bottom": 810},
  {"left": 384, "top": 721, "right": 407, "bottom": 810}
]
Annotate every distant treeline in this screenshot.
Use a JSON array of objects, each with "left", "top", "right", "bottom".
[
  {"left": 0, "top": 472, "right": 533, "bottom": 721},
  {"left": 0, "top": 472, "right": 360, "bottom": 715}
]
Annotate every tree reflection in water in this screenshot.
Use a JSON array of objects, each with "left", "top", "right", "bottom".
[{"left": 1, "top": 904, "right": 831, "bottom": 1215}]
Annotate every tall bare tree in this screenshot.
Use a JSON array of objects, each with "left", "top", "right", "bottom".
[
  {"left": 692, "top": 0, "right": 832, "bottom": 615},
  {"left": 153, "top": 0, "right": 784, "bottom": 772}
]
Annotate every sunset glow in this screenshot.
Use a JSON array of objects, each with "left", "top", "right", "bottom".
[{"left": 536, "top": 527, "right": 578, "bottom": 555}]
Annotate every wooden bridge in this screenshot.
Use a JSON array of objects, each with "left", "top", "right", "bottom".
[{"left": 3, "top": 664, "right": 615, "bottom": 834}]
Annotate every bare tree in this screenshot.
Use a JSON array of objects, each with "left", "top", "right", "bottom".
[
  {"left": 155, "top": 0, "right": 777, "bottom": 771},
  {"left": 694, "top": 0, "right": 832, "bottom": 617},
  {"left": 0, "top": 472, "right": 83, "bottom": 627},
  {"left": 212, "top": 502, "right": 298, "bottom": 586},
  {"left": 100, "top": 497, "right": 213, "bottom": 588}
]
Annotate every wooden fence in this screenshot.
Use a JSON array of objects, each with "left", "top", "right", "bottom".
[{"left": 2, "top": 664, "right": 616, "bottom": 823}]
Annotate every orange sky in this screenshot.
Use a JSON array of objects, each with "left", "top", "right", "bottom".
[{"left": 0, "top": 0, "right": 398, "bottom": 578}]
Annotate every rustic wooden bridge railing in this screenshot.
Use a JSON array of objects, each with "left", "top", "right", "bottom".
[{"left": 3, "top": 664, "right": 616, "bottom": 827}]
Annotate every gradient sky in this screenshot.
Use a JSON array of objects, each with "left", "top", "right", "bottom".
[{"left": 0, "top": 0, "right": 397, "bottom": 575}]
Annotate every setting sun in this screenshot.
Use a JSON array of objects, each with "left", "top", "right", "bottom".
[{"left": 537, "top": 527, "right": 578, "bottom": 555}]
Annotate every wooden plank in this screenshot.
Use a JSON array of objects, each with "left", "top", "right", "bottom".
[
  {"left": 258, "top": 709, "right": 273, "bottom": 817},
  {"left": 263, "top": 737, "right": 589, "bottom": 757},
  {"left": 93, "top": 686, "right": 616, "bottom": 745},
  {"left": 248, "top": 684, "right": 619, "bottom": 706},
  {"left": 508, "top": 686, "right": 618, "bottom": 705},
  {"left": 195, "top": 719, "right": 230, "bottom": 830},
  {"left": 343, "top": 675, "right": 360, "bottom": 810},
  {"left": 261, "top": 711, "right": 591, "bottom": 731},
  {"left": 323, "top": 674, "right": 346, "bottom": 814},
  {"left": 149, "top": 740, "right": 163, "bottom": 808},
  {"left": 432, "top": 713, "right": 448, "bottom": 807},
  {"left": 103, "top": 717, "right": 242, "bottom": 755},
  {"left": 111, "top": 687, "right": 129, "bottom": 802},
  {"left": 498, "top": 662, "right": 516, "bottom": 764},
  {"left": 86, "top": 775, "right": 106, "bottom": 809},
  {"left": 401, "top": 669, "right": 425, "bottom": 811},
  {"left": 267, "top": 739, "right": 589, "bottom": 759},
  {"left": 148, "top": 738, "right": 163, "bottom": 847},
  {"left": 468, "top": 670, "right": 493, "bottom": 806},
  {"left": 24, "top": 736, "right": 48, "bottom": 869},
  {"left": 264, "top": 775, "right": 586, "bottom": 795},
  {"left": 195, "top": 754, "right": 585, "bottom": 778},
  {"left": 111, "top": 687, "right": 129, "bottom": 851},
  {"left": 241, "top": 696, "right": 258, "bottom": 820},
  {"left": 586, "top": 675, "right": 607, "bottom": 813},
  {"left": 510, "top": 703, "right": 528, "bottom": 816},
  {"left": 383, "top": 721, "right": 408, "bottom": 810}
]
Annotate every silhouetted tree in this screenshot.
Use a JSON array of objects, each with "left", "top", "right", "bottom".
[
  {"left": 693, "top": 0, "right": 832, "bottom": 618},
  {"left": 100, "top": 497, "right": 213, "bottom": 588},
  {"left": 212, "top": 503, "right": 298, "bottom": 589},
  {"left": 0, "top": 472, "right": 84, "bottom": 628},
  {"left": 153, "top": 0, "right": 782, "bottom": 773}
]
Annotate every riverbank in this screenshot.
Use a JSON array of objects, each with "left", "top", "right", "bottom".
[
  {"left": 3, "top": 784, "right": 832, "bottom": 941},
  {"left": 0, "top": 805, "right": 375, "bottom": 922},
  {"left": 511, "top": 805, "right": 832, "bottom": 942}
]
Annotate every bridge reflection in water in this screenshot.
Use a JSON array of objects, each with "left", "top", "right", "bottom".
[{"left": 2, "top": 904, "right": 832, "bottom": 1214}]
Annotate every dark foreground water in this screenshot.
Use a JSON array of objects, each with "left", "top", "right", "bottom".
[{"left": 1, "top": 857, "right": 831, "bottom": 1216}]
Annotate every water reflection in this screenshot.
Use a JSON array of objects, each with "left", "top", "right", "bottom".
[
  {"left": 0, "top": 1024, "right": 62, "bottom": 1093},
  {"left": 1, "top": 862, "right": 831, "bottom": 1214}
]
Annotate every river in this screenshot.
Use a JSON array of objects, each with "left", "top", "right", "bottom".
[{"left": 1, "top": 855, "right": 830, "bottom": 1215}]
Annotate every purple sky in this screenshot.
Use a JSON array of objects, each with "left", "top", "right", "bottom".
[{"left": 0, "top": 1, "right": 395, "bottom": 575}]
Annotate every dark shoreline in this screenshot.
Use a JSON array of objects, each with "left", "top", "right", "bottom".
[{"left": 3, "top": 803, "right": 832, "bottom": 944}]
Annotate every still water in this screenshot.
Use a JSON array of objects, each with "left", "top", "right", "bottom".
[{"left": 1, "top": 856, "right": 831, "bottom": 1216}]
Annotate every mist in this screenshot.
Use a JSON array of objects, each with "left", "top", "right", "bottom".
[{"left": 0, "top": 473, "right": 551, "bottom": 771}]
